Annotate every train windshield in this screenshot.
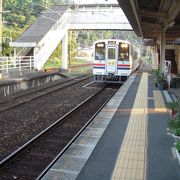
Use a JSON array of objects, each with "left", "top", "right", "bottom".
[
  {"left": 95, "top": 42, "right": 105, "bottom": 60},
  {"left": 118, "top": 42, "right": 129, "bottom": 61}
]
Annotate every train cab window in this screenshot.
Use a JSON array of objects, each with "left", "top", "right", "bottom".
[
  {"left": 108, "top": 48, "right": 115, "bottom": 59},
  {"left": 118, "top": 42, "right": 129, "bottom": 61},
  {"left": 95, "top": 42, "right": 105, "bottom": 60}
]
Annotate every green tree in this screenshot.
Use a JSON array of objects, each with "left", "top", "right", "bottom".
[
  {"left": 2, "top": 0, "right": 69, "bottom": 57},
  {"left": 43, "top": 41, "right": 62, "bottom": 69},
  {"left": 2, "top": 0, "right": 55, "bottom": 55},
  {"left": 2, "top": 26, "right": 24, "bottom": 56}
]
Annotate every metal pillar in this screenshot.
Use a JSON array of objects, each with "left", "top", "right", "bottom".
[
  {"left": 160, "top": 30, "right": 166, "bottom": 72},
  {"left": 154, "top": 42, "right": 158, "bottom": 68},
  {"left": 33, "top": 47, "right": 38, "bottom": 70},
  {"left": 14, "top": 48, "right": 16, "bottom": 57},
  {"left": 62, "top": 32, "right": 68, "bottom": 70}
]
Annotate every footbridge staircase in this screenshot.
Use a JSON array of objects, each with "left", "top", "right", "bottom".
[{"left": 9, "top": 4, "right": 132, "bottom": 71}]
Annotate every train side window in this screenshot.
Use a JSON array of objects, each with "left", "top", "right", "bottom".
[
  {"left": 95, "top": 42, "right": 105, "bottom": 60},
  {"left": 119, "top": 42, "right": 129, "bottom": 61}
]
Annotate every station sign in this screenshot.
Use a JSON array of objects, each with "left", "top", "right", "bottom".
[{"left": 9, "top": 42, "right": 36, "bottom": 47}]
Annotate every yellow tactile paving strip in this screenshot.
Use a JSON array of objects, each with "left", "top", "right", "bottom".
[
  {"left": 153, "top": 90, "right": 167, "bottom": 112},
  {"left": 112, "top": 73, "right": 148, "bottom": 180}
]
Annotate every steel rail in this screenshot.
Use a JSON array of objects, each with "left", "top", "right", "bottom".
[
  {"left": 0, "top": 87, "right": 104, "bottom": 167},
  {"left": 36, "top": 86, "right": 118, "bottom": 180},
  {"left": 0, "top": 85, "right": 119, "bottom": 179},
  {"left": 0, "top": 74, "right": 91, "bottom": 105},
  {"left": 0, "top": 75, "right": 92, "bottom": 113}
]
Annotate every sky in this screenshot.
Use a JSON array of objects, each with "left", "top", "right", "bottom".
[{"left": 73, "top": 0, "right": 118, "bottom": 4}]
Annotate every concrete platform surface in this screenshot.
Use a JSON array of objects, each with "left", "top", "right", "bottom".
[{"left": 41, "top": 68, "right": 180, "bottom": 180}]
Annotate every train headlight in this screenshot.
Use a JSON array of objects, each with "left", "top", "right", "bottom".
[
  {"left": 121, "top": 43, "right": 128, "bottom": 48},
  {"left": 96, "top": 43, "right": 104, "bottom": 47}
]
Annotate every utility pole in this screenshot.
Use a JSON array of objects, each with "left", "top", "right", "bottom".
[{"left": 0, "top": 0, "right": 2, "bottom": 57}]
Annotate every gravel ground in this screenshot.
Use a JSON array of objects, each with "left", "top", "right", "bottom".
[{"left": 0, "top": 77, "right": 101, "bottom": 161}]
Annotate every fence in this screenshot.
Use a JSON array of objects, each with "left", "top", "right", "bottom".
[
  {"left": 163, "top": 60, "right": 171, "bottom": 88},
  {"left": 0, "top": 56, "right": 34, "bottom": 74}
]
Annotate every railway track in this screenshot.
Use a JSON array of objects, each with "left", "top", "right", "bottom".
[
  {"left": 0, "top": 84, "right": 120, "bottom": 179},
  {"left": 0, "top": 74, "right": 92, "bottom": 113}
]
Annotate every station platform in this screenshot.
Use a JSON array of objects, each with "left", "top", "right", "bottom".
[
  {"left": 41, "top": 66, "right": 180, "bottom": 180},
  {"left": 0, "top": 66, "right": 92, "bottom": 97}
]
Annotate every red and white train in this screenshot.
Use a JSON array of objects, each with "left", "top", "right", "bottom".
[{"left": 93, "top": 39, "right": 140, "bottom": 83}]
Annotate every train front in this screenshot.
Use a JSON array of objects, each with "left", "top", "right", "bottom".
[{"left": 93, "top": 40, "right": 131, "bottom": 83}]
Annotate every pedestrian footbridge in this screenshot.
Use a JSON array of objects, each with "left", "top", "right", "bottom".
[{"left": 6, "top": 4, "right": 132, "bottom": 72}]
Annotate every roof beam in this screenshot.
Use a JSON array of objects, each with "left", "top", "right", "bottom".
[
  {"left": 166, "top": 25, "right": 180, "bottom": 31},
  {"left": 163, "top": 0, "right": 180, "bottom": 31},
  {"left": 143, "top": 31, "right": 160, "bottom": 38},
  {"left": 129, "top": 0, "right": 143, "bottom": 36},
  {"left": 141, "top": 22, "right": 162, "bottom": 30},
  {"left": 138, "top": 10, "right": 167, "bottom": 18},
  {"left": 166, "top": 33, "right": 180, "bottom": 39}
]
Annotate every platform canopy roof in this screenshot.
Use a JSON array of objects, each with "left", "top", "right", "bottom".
[{"left": 117, "top": 0, "right": 180, "bottom": 44}]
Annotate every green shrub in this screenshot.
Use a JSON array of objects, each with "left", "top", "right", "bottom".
[
  {"left": 167, "top": 101, "right": 180, "bottom": 111},
  {"left": 173, "top": 128, "right": 180, "bottom": 136},
  {"left": 152, "top": 67, "right": 160, "bottom": 78},
  {"left": 168, "top": 119, "right": 180, "bottom": 130},
  {"left": 175, "top": 141, "right": 180, "bottom": 152},
  {"left": 152, "top": 66, "right": 166, "bottom": 83}
]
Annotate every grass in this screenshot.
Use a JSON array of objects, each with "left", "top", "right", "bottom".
[
  {"left": 43, "top": 61, "right": 61, "bottom": 69},
  {"left": 43, "top": 58, "right": 92, "bottom": 70}
]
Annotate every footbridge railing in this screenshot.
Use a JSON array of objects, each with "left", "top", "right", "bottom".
[{"left": 0, "top": 56, "right": 34, "bottom": 75}]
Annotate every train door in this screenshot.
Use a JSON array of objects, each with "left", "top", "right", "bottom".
[{"left": 105, "top": 45, "right": 118, "bottom": 74}]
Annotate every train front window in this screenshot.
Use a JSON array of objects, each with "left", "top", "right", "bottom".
[
  {"left": 108, "top": 48, "right": 115, "bottom": 59},
  {"left": 119, "top": 42, "right": 129, "bottom": 61},
  {"left": 95, "top": 42, "right": 105, "bottom": 60}
]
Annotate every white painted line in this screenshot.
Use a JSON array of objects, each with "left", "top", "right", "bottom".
[
  {"left": 72, "top": 143, "right": 94, "bottom": 147},
  {"left": 175, "top": 148, "right": 180, "bottom": 166},
  {"left": 82, "top": 81, "right": 94, "bottom": 88},
  {"left": 163, "top": 90, "right": 173, "bottom": 103},
  {"left": 51, "top": 169, "right": 79, "bottom": 175},
  {"left": 171, "top": 147, "right": 177, "bottom": 159},
  {"left": 80, "top": 135, "right": 101, "bottom": 138},
  {"left": 86, "top": 127, "right": 104, "bottom": 130},
  {"left": 60, "top": 154, "right": 89, "bottom": 159}
]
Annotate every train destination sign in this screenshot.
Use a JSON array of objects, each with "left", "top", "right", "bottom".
[{"left": 9, "top": 42, "right": 36, "bottom": 47}]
